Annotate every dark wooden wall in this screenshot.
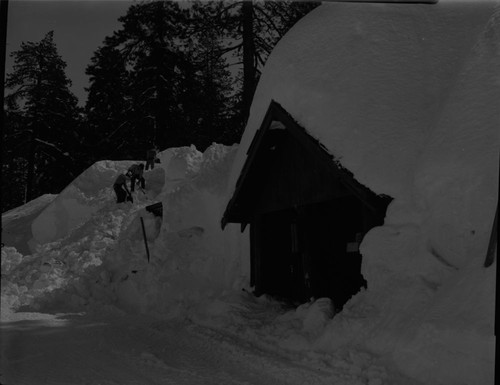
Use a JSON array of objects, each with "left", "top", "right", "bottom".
[
  {"left": 224, "top": 103, "right": 390, "bottom": 307},
  {"left": 245, "top": 128, "right": 387, "bottom": 306}
]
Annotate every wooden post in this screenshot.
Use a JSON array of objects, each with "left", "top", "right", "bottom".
[{"left": 140, "top": 217, "right": 150, "bottom": 263}]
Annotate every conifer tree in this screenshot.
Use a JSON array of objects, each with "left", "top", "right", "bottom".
[
  {"left": 83, "top": 0, "right": 318, "bottom": 159},
  {"left": 186, "top": 1, "right": 234, "bottom": 148},
  {"left": 190, "top": 0, "right": 319, "bottom": 132},
  {"left": 84, "top": 45, "right": 132, "bottom": 161},
  {"left": 244, "top": 0, "right": 319, "bottom": 125},
  {"left": 85, "top": 1, "right": 193, "bottom": 155},
  {"left": 4, "top": 31, "right": 81, "bottom": 206}
]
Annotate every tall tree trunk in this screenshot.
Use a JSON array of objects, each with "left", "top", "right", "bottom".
[
  {"left": 154, "top": 62, "right": 161, "bottom": 148},
  {"left": 25, "top": 75, "right": 42, "bottom": 203},
  {"left": 25, "top": 132, "right": 36, "bottom": 203},
  {"left": 241, "top": 0, "right": 256, "bottom": 125},
  {"left": 155, "top": 85, "right": 168, "bottom": 148},
  {"left": 154, "top": 46, "right": 169, "bottom": 149}
]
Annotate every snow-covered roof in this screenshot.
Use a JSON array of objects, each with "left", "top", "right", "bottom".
[
  {"left": 222, "top": 5, "right": 498, "bottom": 382},
  {"left": 227, "top": 0, "right": 500, "bottom": 202}
]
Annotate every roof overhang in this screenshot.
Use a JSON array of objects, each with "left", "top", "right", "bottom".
[{"left": 221, "top": 101, "right": 391, "bottom": 230}]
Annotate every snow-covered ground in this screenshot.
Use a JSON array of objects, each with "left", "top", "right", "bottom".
[
  {"left": 1, "top": 300, "right": 422, "bottom": 385},
  {"left": 0, "top": 140, "right": 494, "bottom": 385},
  {"left": 1, "top": 145, "right": 419, "bottom": 385},
  {"left": 225, "top": 1, "right": 498, "bottom": 384}
]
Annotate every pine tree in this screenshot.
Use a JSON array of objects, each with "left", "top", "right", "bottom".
[
  {"left": 83, "top": 0, "right": 318, "bottom": 159},
  {"left": 4, "top": 31, "right": 82, "bottom": 206},
  {"left": 84, "top": 44, "right": 132, "bottom": 161},
  {"left": 1, "top": 109, "right": 28, "bottom": 212},
  {"left": 207, "top": 0, "right": 320, "bottom": 130},
  {"left": 186, "top": 1, "right": 235, "bottom": 148},
  {"left": 113, "top": 0, "right": 194, "bottom": 150},
  {"left": 85, "top": 1, "right": 193, "bottom": 155}
]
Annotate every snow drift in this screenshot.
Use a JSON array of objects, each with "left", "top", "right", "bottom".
[
  {"left": 224, "top": 1, "right": 498, "bottom": 384},
  {"left": 29, "top": 160, "right": 154, "bottom": 250},
  {"left": 2, "top": 194, "right": 56, "bottom": 255},
  {"left": 106, "top": 144, "right": 249, "bottom": 315},
  {"left": 2, "top": 144, "right": 248, "bottom": 317}
]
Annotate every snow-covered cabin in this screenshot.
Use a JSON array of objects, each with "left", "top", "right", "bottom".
[
  {"left": 222, "top": 0, "right": 498, "bottom": 382},
  {"left": 222, "top": 100, "right": 392, "bottom": 308}
]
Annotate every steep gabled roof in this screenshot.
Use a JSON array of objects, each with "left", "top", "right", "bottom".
[{"left": 221, "top": 101, "right": 390, "bottom": 229}]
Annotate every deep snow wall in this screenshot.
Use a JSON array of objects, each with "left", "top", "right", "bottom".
[
  {"left": 3, "top": 144, "right": 250, "bottom": 318},
  {"left": 109, "top": 145, "right": 251, "bottom": 316},
  {"left": 225, "top": 1, "right": 499, "bottom": 384},
  {"left": 30, "top": 160, "right": 140, "bottom": 250},
  {"left": 2, "top": 194, "right": 57, "bottom": 255}
]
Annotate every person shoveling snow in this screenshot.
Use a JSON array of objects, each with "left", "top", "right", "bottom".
[
  {"left": 127, "top": 163, "right": 146, "bottom": 193},
  {"left": 113, "top": 172, "right": 133, "bottom": 204}
]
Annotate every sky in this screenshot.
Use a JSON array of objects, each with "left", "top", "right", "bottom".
[
  {"left": 2, "top": 0, "right": 448, "bottom": 107},
  {"left": 6, "top": 0, "right": 136, "bottom": 105}
]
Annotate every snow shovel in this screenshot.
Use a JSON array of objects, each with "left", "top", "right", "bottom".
[
  {"left": 126, "top": 189, "right": 134, "bottom": 203},
  {"left": 140, "top": 216, "right": 150, "bottom": 263}
]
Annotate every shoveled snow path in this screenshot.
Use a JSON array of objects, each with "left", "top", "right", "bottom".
[{"left": 1, "top": 311, "right": 351, "bottom": 385}]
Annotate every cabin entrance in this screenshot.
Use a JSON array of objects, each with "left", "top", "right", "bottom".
[
  {"left": 221, "top": 101, "right": 391, "bottom": 308},
  {"left": 256, "top": 208, "right": 304, "bottom": 301},
  {"left": 253, "top": 195, "right": 370, "bottom": 308}
]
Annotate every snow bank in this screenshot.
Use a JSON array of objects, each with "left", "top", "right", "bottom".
[
  {"left": 2, "top": 194, "right": 56, "bottom": 255},
  {"left": 224, "top": 1, "right": 498, "bottom": 384},
  {"left": 30, "top": 161, "right": 133, "bottom": 249},
  {"left": 2, "top": 144, "right": 249, "bottom": 317},
  {"left": 107, "top": 144, "right": 250, "bottom": 316},
  {"left": 29, "top": 159, "right": 165, "bottom": 251}
]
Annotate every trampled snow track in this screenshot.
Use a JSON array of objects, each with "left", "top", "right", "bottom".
[{"left": 1, "top": 311, "right": 352, "bottom": 385}]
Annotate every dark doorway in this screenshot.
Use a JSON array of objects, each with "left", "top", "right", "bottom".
[
  {"left": 301, "top": 197, "right": 368, "bottom": 308},
  {"left": 257, "top": 208, "right": 305, "bottom": 301},
  {"left": 253, "top": 195, "right": 372, "bottom": 309}
]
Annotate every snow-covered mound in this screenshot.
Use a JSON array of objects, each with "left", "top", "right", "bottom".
[
  {"left": 2, "top": 194, "right": 56, "bottom": 255},
  {"left": 1, "top": 144, "right": 246, "bottom": 317},
  {"left": 224, "top": 1, "right": 498, "bottom": 384},
  {"left": 108, "top": 144, "right": 247, "bottom": 315},
  {"left": 29, "top": 160, "right": 165, "bottom": 252}
]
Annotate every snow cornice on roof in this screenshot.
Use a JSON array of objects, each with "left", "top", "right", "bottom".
[{"left": 221, "top": 100, "right": 392, "bottom": 230}]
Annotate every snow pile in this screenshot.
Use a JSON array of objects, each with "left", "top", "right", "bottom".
[
  {"left": 2, "top": 193, "right": 56, "bottom": 221},
  {"left": 1, "top": 246, "right": 23, "bottom": 274},
  {"left": 1, "top": 144, "right": 247, "bottom": 319},
  {"left": 2, "top": 194, "right": 56, "bottom": 255},
  {"left": 224, "top": 1, "right": 498, "bottom": 384},
  {"left": 1, "top": 204, "right": 138, "bottom": 313},
  {"left": 2, "top": 154, "right": 164, "bottom": 313},
  {"left": 29, "top": 161, "right": 138, "bottom": 251},
  {"left": 106, "top": 144, "right": 248, "bottom": 316}
]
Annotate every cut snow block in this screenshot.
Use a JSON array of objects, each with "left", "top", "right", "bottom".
[{"left": 30, "top": 160, "right": 138, "bottom": 248}]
